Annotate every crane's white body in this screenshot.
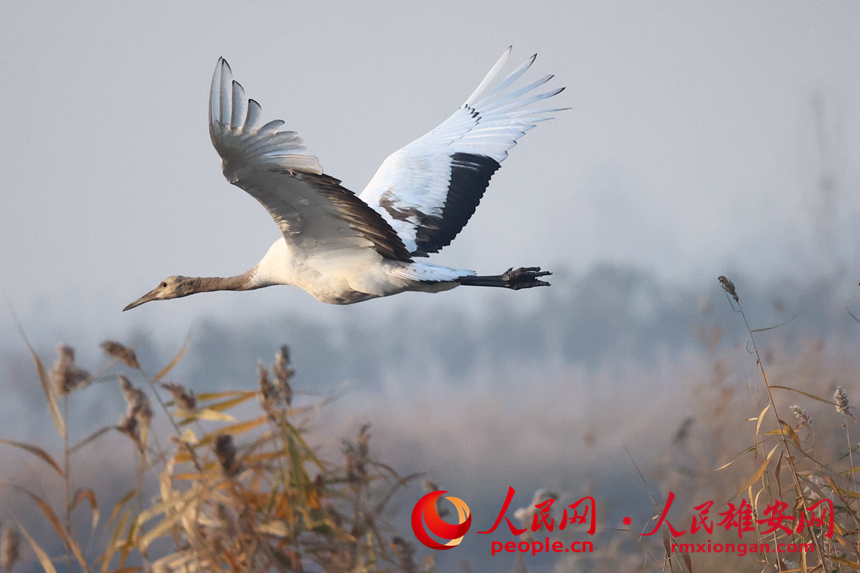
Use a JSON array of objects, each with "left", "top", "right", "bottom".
[
  {"left": 250, "top": 237, "right": 464, "bottom": 304},
  {"left": 124, "top": 48, "right": 564, "bottom": 311}
]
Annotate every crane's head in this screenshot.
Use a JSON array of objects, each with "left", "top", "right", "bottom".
[{"left": 123, "top": 276, "right": 195, "bottom": 311}]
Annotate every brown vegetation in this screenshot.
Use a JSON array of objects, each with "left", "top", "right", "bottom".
[{"left": 2, "top": 339, "right": 426, "bottom": 573}]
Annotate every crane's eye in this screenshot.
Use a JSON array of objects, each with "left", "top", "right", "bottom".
[{"left": 161, "top": 282, "right": 168, "bottom": 288}]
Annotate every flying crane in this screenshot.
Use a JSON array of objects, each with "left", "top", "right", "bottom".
[{"left": 124, "top": 47, "right": 565, "bottom": 311}]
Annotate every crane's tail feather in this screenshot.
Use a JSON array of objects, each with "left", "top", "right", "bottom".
[{"left": 459, "top": 267, "right": 551, "bottom": 290}]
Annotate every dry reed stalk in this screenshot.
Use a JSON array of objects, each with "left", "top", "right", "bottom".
[
  {"left": 0, "top": 527, "right": 19, "bottom": 573},
  {"left": 718, "top": 275, "right": 738, "bottom": 303},
  {"left": 50, "top": 345, "right": 90, "bottom": 396},
  {"left": 273, "top": 346, "right": 294, "bottom": 407},
  {"left": 119, "top": 375, "right": 153, "bottom": 429},
  {"left": 835, "top": 387, "right": 855, "bottom": 420},
  {"left": 161, "top": 381, "right": 196, "bottom": 412},
  {"left": 100, "top": 341, "right": 141, "bottom": 370},
  {"left": 791, "top": 405, "right": 813, "bottom": 429},
  {"left": 214, "top": 434, "right": 239, "bottom": 476},
  {"left": 390, "top": 536, "right": 416, "bottom": 573},
  {"left": 257, "top": 364, "right": 280, "bottom": 421},
  {"left": 718, "top": 275, "right": 828, "bottom": 568}
]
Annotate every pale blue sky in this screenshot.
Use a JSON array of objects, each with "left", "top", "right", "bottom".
[{"left": 2, "top": 0, "right": 860, "bottom": 339}]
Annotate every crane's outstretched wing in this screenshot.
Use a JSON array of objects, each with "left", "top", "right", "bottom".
[
  {"left": 209, "top": 59, "right": 412, "bottom": 263},
  {"left": 358, "top": 47, "right": 566, "bottom": 256}
]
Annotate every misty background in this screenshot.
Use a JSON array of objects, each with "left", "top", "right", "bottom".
[{"left": 2, "top": 1, "right": 860, "bottom": 571}]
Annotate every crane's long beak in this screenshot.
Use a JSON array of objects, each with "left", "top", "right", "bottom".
[{"left": 123, "top": 287, "right": 160, "bottom": 312}]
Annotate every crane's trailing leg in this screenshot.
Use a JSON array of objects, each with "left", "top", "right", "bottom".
[{"left": 459, "top": 267, "right": 551, "bottom": 290}]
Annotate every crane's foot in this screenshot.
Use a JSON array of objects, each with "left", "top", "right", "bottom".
[
  {"left": 460, "top": 267, "right": 552, "bottom": 290},
  {"left": 500, "top": 267, "right": 552, "bottom": 289}
]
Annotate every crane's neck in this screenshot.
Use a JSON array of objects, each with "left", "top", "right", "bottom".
[
  {"left": 186, "top": 239, "right": 294, "bottom": 296},
  {"left": 190, "top": 268, "right": 263, "bottom": 293}
]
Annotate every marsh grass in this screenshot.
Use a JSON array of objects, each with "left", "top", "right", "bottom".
[
  {"left": 496, "top": 278, "right": 860, "bottom": 573},
  {"left": 1, "top": 337, "right": 425, "bottom": 573},
  {"left": 7, "top": 277, "right": 860, "bottom": 573},
  {"left": 578, "top": 278, "right": 860, "bottom": 573},
  {"left": 684, "top": 276, "right": 860, "bottom": 572}
]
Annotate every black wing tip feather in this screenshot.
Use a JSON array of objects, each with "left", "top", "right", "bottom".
[{"left": 411, "top": 152, "right": 501, "bottom": 255}]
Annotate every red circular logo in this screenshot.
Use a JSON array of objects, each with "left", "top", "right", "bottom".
[{"left": 411, "top": 491, "right": 472, "bottom": 550}]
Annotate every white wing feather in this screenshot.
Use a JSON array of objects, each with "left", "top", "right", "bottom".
[
  {"left": 209, "top": 59, "right": 323, "bottom": 179},
  {"left": 208, "top": 59, "right": 411, "bottom": 263},
  {"left": 359, "top": 48, "right": 566, "bottom": 255}
]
